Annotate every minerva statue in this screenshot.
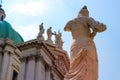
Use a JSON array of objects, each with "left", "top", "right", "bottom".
[{"left": 64, "top": 6, "right": 106, "bottom": 80}]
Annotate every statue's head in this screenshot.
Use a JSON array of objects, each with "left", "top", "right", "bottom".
[
  {"left": 77, "top": 5, "right": 89, "bottom": 18},
  {"left": 50, "top": 27, "right": 52, "bottom": 29}
]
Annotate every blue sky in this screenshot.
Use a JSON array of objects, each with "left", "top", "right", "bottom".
[{"left": 2, "top": 0, "right": 120, "bottom": 80}]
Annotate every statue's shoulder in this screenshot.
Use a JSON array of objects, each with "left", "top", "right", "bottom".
[
  {"left": 66, "top": 17, "right": 85, "bottom": 26},
  {"left": 75, "top": 17, "right": 89, "bottom": 21},
  {"left": 66, "top": 19, "right": 75, "bottom": 25},
  {"left": 69, "top": 18, "right": 81, "bottom": 23}
]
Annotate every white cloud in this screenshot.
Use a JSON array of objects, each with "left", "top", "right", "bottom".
[
  {"left": 10, "top": 0, "right": 51, "bottom": 16},
  {"left": 9, "top": 0, "right": 65, "bottom": 16},
  {"left": 9, "top": 0, "right": 66, "bottom": 41},
  {"left": 14, "top": 24, "right": 39, "bottom": 41},
  {"left": 14, "top": 24, "right": 49, "bottom": 41}
]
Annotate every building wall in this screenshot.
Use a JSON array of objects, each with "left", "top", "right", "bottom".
[
  {"left": 0, "top": 38, "right": 70, "bottom": 80},
  {"left": 17, "top": 40, "right": 70, "bottom": 80},
  {"left": 0, "top": 38, "right": 21, "bottom": 80}
]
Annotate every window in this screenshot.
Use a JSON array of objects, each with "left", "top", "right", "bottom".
[{"left": 12, "top": 70, "right": 18, "bottom": 80}]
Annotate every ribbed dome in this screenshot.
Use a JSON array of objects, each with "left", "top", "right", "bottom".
[{"left": 0, "top": 20, "right": 24, "bottom": 44}]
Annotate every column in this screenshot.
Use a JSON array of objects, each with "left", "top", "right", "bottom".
[
  {"left": 45, "top": 64, "right": 51, "bottom": 80},
  {"left": 0, "top": 50, "right": 9, "bottom": 80},
  {"left": 25, "top": 55, "right": 35, "bottom": 80},
  {"left": 18, "top": 57, "right": 26, "bottom": 80},
  {"left": 35, "top": 55, "right": 45, "bottom": 80},
  {"left": 0, "top": 47, "right": 3, "bottom": 76},
  {"left": 7, "top": 53, "right": 12, "bottom": 80}
]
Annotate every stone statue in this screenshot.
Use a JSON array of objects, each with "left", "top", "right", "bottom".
[
  {"left": 54, "top": 31, "right": 64, "bottom": 49},
  {"left": 47, "top": 27, "right": 54, "bottom": 43},
  {"left": 37, "top": 23, "right": 45, "bottom": 40},
  {"left": 64, "top": 6, "right": 106, "bottom": 80}
]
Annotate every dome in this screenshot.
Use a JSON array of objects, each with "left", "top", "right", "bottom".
[{"left": 0, "top": 20, "right": 24, "bottom": 44}]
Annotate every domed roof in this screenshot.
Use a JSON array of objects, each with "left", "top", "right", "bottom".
[{"left": 0, "top": 20, "right": 24, "bottom": 44}]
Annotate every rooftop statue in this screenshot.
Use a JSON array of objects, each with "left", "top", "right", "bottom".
[
  {"left": 64, "top": 6, "right": 106, "bottom": 80},
  {"left": 37, "top": 22, "right": 45, "bottom": 40},
  {"left": 46, "top": 27, "right": 54, "bottom": 43},
  {"left": 54, "top": 30, "right": 64, "bottom": 49}
]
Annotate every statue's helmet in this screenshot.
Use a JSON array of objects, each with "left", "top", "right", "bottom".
[{"left": 77, "top": 5, "right": 89, "bottom": 18}]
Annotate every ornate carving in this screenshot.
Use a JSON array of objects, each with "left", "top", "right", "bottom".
[
  {"left": 35, "top": 54, "right": 43, "bottom": 61},
  {"left": 28, "top": 54, "right": 36, "bottom": 61},
  {"left": 55, "top": 56, "right": 66, "bottom": 75},
  {"left": 19, "top": 57, "right": 26, "bottom": 63},
  {"left": 20, "top": 54, "right": 44, "bottom": 63}
]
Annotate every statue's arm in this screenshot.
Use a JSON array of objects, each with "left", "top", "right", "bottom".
[
  {"left": 88, "top": 17, "right": 107, "bottom": 32},
  {"left": 64, "top": 20, "right": 73, "bottom": 31}
]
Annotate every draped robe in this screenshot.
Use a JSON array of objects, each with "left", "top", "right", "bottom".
[{"left": 64, "top": 38, "right": 98, "bottom": 80}]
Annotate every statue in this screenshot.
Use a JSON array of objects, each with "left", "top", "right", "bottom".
[
  {"left": 54, "top": 31, "right": 64, "bottom": 49},
  {"left": 0, "top": 5, "right": 5, "bottom": 21},
  {"left": 64, "top": 6, "right": 106, "bottom": 80},
  {"left": 46, "top": 27, "right": 54, "bottom": 43},
  {"left": 37, "top": 23, "right": 45, "bottom": 40}
]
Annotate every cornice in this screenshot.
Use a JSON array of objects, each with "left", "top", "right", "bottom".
[{"left": 17, "top": 39, "right": 56, "bottom": 62}]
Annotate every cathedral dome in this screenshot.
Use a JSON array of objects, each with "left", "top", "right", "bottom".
[
  {"left": 0, "top": 5, "right": 24, "bottom": 45},
  {"left": 0, "top": 20, "right": 24, "bottom": 45}
]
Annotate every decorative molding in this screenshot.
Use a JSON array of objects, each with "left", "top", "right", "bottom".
[
  {"left": 19, "top": 54, "right": 44, "bottom": 63},
  {"left": 0, "top": 38, "right": 5, "bottom": 46},
  {"left": 28, "top": 54, "right": 36, "bottom": 61},
  {"left": 3, "top": 50, "right": 9, "bottom": 54},
  {"left": 35, "top": 54, "right": 43, "bottom": 61},
  {"left": 19, "top": 57, "right": 26, "bottom": 63},
  {"left": 0, "top": 46, "right": 2, "bottom": 50},
  {"left": 45, "top": 64, "right": 51, "bottom": 71}
]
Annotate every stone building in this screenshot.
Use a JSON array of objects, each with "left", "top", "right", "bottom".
[{"left": 0, "top": 5, "right": 70, "bottom": 80}]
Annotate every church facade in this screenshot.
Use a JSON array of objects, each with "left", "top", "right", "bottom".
[{"left": 0, "top": 5, "right": 70, "bottom": 80}]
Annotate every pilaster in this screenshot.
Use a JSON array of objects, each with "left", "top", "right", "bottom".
[
  {"left": 18, "top": 57, "right": 26, "bottom": 80},
  {"left": 35, "top": 54, "right": 45, "bottom": 80},
  {"left": 7, "top": 52, "right": 13, "bottom": 80},
  {"left": 0, "top": 50, "right": 9, "bottom": 80},
  {"left": 45, "top": 64, "right": 51, "bottom": 80},
  {"left": 0, "top": 47, "right": 3, "bottom": 76},
  {"left": 25, "top": 55, "right": 35, "bottom": 80},
  {"left": 0, "top": 53, "right": 2, "bottom": 72}
]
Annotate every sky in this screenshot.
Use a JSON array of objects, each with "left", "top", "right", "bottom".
[{"left": 2, "top": 0, "right": 120, "bottom": 80}]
